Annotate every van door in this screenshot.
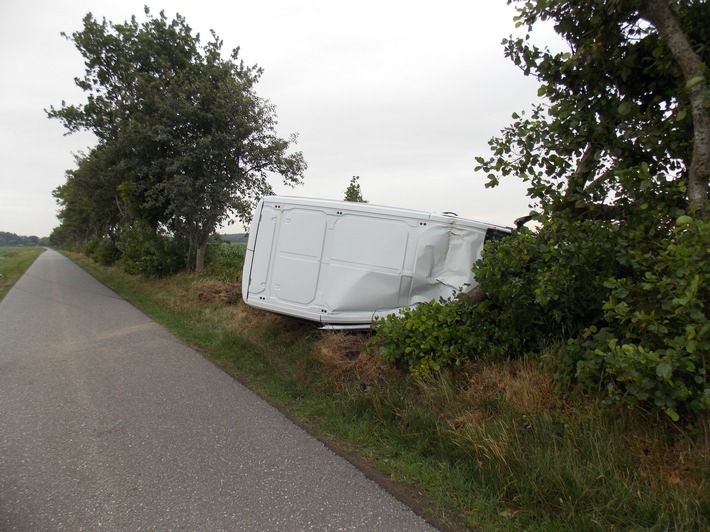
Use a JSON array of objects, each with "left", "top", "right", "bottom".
[{"left": 270, "top": 207, "right": 328, "bottom": 305}]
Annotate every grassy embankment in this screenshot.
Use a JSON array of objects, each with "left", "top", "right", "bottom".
[
  {"left": 66, "top": 245, "right": 709, "bottom": 531},
  {"left": 0, "top": 247, "right": 45, "bottom": 301}
]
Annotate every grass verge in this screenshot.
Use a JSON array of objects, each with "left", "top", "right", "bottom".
[
  {"left": 66, "top": 251, "right": 710, "bottom": 531},
  {"left": 0, "top": 247, "right": 45, "bottom": 301}
]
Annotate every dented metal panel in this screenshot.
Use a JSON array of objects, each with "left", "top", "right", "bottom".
[{"left": 242, "top": 196, "right": 510, "bottom": 327}]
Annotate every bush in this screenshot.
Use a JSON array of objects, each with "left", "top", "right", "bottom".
[
  {"left": 373, "top": 298, "right": 477, "bottom": 377},
  {"left": 97, "top": 238, "right": 120, "bottom": 265},
  {"left": 117, "top": 223, "right": 186, "bottom": 277},
  {"left": 563, "top": 216, "right": 710, "bottom": 421},
  {"left": 84, "top": 237, "right": 120, "bottom": 265},
  {"left": 83, "top": 238, "right": 99, "bottom": 258},
  {"left": 467, "top": 219, "right": 620, "bottom": 357}
]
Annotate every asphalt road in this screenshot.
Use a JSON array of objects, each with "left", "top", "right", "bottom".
[{"left": 0, "top": 249, "right": 435, "bottom": 531}]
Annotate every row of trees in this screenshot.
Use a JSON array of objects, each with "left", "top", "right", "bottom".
[
  {"left": 0, "top": 232, "right": 45, "bottom": 247},
  {"left": 374, "top": 0, "right": 708, "bottom": 422},
  {"left": 49, "top": 8, "right": 305, "bottom": 272}
]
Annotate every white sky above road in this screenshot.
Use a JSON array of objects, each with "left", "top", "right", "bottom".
[{"left": 0, "top": 0, "right": 550, "bottom": 237}]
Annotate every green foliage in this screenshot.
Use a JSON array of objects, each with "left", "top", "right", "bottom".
[
  {"left": 471, "top": 220, "right": 620, "bottom": 353},
  {"left": 117, "top": 222, "right": 185, "bottom": 277},
  {"left": 344, "top": 176, "right": 367, "bottom": 203},
  {"left": 373, "top": 1, "right": 709, "bottom": 422},
  {"left": 82, "top": 238, "right": 98, "bottom": 257},
  {"left": 482, "top": 0, "right": 709, "bottom": 217},
  {"left": 375, "top": 207, "right": 708, "bottom": 421},
  {"left": 204, "top": 242, "right": 246, "bottom": 282},
  {"left": 373, "top": 298, "right": 477, "bottom": 377},
  {"left": 0, "top": 232, "right": 41, "bottom": 247},
  {"left": 564, "top": 216, "right": 710, "bottom": 420},
  {"left": 84, "top": 237, "right": 120, "bottom": 266},
  {"left": 48, "top": 8, "right": 306, "bottom": 271},
  {"left": 373, "top": 218, "right": 627, "bottom": 374},
  {"left": 97, "top": 238, "right": 120, "bottom": 266},
  {"left": 52, "top": 147, "right": 124, "bottom": 251}
]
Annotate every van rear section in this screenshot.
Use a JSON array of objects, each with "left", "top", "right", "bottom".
[{"left": 242, "top": 196, "right": 510, "bottom": 327}]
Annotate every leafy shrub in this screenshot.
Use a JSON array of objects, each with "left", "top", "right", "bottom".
[
  {"left": 117, "top": 222, "right": 185, "bottom": 277},
  {"left": 373, "top": 298, "right": 477, "bottom": 377},
  {"left": 371, "top": 205, "right": 709, "bottom": 421},
  {"left": 469, "top": 219, "right": 621, "bottom": 356},
  {"left": 563, "top": 216, "right": 710, "bottom": 421},
  {"left": 97, "top": 238, "right": 120, "bottom": 265},
  {"left": 83, "top": 238, "right": 99, "bottom": 258},
  {"left": 84, "top": 237, "right": 120, "bottom": 265},
  {"left": 372, "top": 211, "right": 708, "bottom": 420}
]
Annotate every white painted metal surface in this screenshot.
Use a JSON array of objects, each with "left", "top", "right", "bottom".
[{"left": 242, "top": 196, "right": 510, "bottom": 327}]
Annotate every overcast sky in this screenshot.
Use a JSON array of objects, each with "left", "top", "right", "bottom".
[{"left": 0, "top": 0, "right": 550, "bottom": 237}]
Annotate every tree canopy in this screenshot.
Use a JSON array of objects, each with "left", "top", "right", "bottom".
[
  {"left": 477, "top": 0, "right": 708, "bottom": 223},
  {"left": 0, "top": 232, "right": 41, "bottom": 247},
  {"left": 49, "top": 8, "right": 306, "bottom": 271},
  {"left": 343, "top": 175, "right": 367, "bottom": 203}
]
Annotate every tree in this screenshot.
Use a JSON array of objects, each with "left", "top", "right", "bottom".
[
  {"left": 473, "top": 0, "right": 710, "bottom": 420},
  {"left": 477, "top": 0, "right": 708, "bottom": 223},
  {"left": 0, "top": 232, "right": 41, "bottom": 247},
  {"left": 48, "top": 8, "right": 306, "bottom": 271},
  {"left": 52, "top": 146, "right": 125, "bottom": 250},
  {"left": 374, "top": 0, "right": 709, "bottom": 420},
  {"left": 343, "top": 175, "right": 367, "bottom": 203}
]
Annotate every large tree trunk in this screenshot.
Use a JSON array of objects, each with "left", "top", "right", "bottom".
[
  {"left": 195, "top": 234, "right": 209, "bottom": 272},
  {"left": 641, "top": 0, "right": 710, "bottom": 219}
]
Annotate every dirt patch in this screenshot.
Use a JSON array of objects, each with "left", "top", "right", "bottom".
[
  {"left": 195, "top": 283, "right": 241, "bottom": 305},
  {"left": 319, "top": 331, "right": 397, "bottom": 389}
]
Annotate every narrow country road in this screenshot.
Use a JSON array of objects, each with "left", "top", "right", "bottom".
[{"left": 0, "top": 249, "right": 435, "bottom": 531}]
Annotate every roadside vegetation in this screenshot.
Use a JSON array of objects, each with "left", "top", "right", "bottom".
[
  {"left": 0, "top": 247, "right": 44, "bottom": 301},
  {"left": 66, "top": 244, "right": 709, "bottom": 531},
  {"left": 0, "top": 231, "right": 48, "bottom": 247}
]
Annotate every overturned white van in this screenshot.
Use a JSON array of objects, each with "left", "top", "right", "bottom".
[{"left": 241, "top": 196, "right": 510, "bottom": 327}]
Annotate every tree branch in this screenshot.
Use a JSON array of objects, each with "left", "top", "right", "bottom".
[
  {"left": 640, "top": 0, "right": 710, "bottom": 218},
  {"left": 564, "top": 143, "right": 598, "bottom": 199}
]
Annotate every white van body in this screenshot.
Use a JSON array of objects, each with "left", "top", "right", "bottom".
[{"left": 241, "top": 196, "right": 510, "bottom": 327}]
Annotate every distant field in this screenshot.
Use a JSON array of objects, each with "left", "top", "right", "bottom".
[
  {"left": 0, "top": 247, "right": 44, "bottom": 301},
  {"left": 220, "top": 233, "right": 248, "bottom": 244}
]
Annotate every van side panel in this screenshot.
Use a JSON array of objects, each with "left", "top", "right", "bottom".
[
  {"left": 244, "top": 203, "right": 279, "bottom": 296},
  {"left": 410, "top": 222, "right": 486, "bottom": 303},
  {"left": 323, "top": 215, "right": 411, "bottom": 312},
  {"left": 329, "top": 216, "right": 409, "bottom": 270},
  {"left": 271, "top": 208, "right": 327, "bottom": 304},
  {"left": 242, "top": 196, "right": 511, "bottom": 326}
]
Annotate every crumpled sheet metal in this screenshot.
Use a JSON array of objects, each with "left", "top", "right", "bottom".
[{"left": 408, "top": 222, "right": 484, "bottom": 304}]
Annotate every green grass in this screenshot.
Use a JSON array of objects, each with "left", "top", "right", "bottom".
[
  {"left": 65, "top": 250, "right": 710, "bottom": 531},
  {"left": 0, "top": 247, "right": 44, "bottom": 301}
]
